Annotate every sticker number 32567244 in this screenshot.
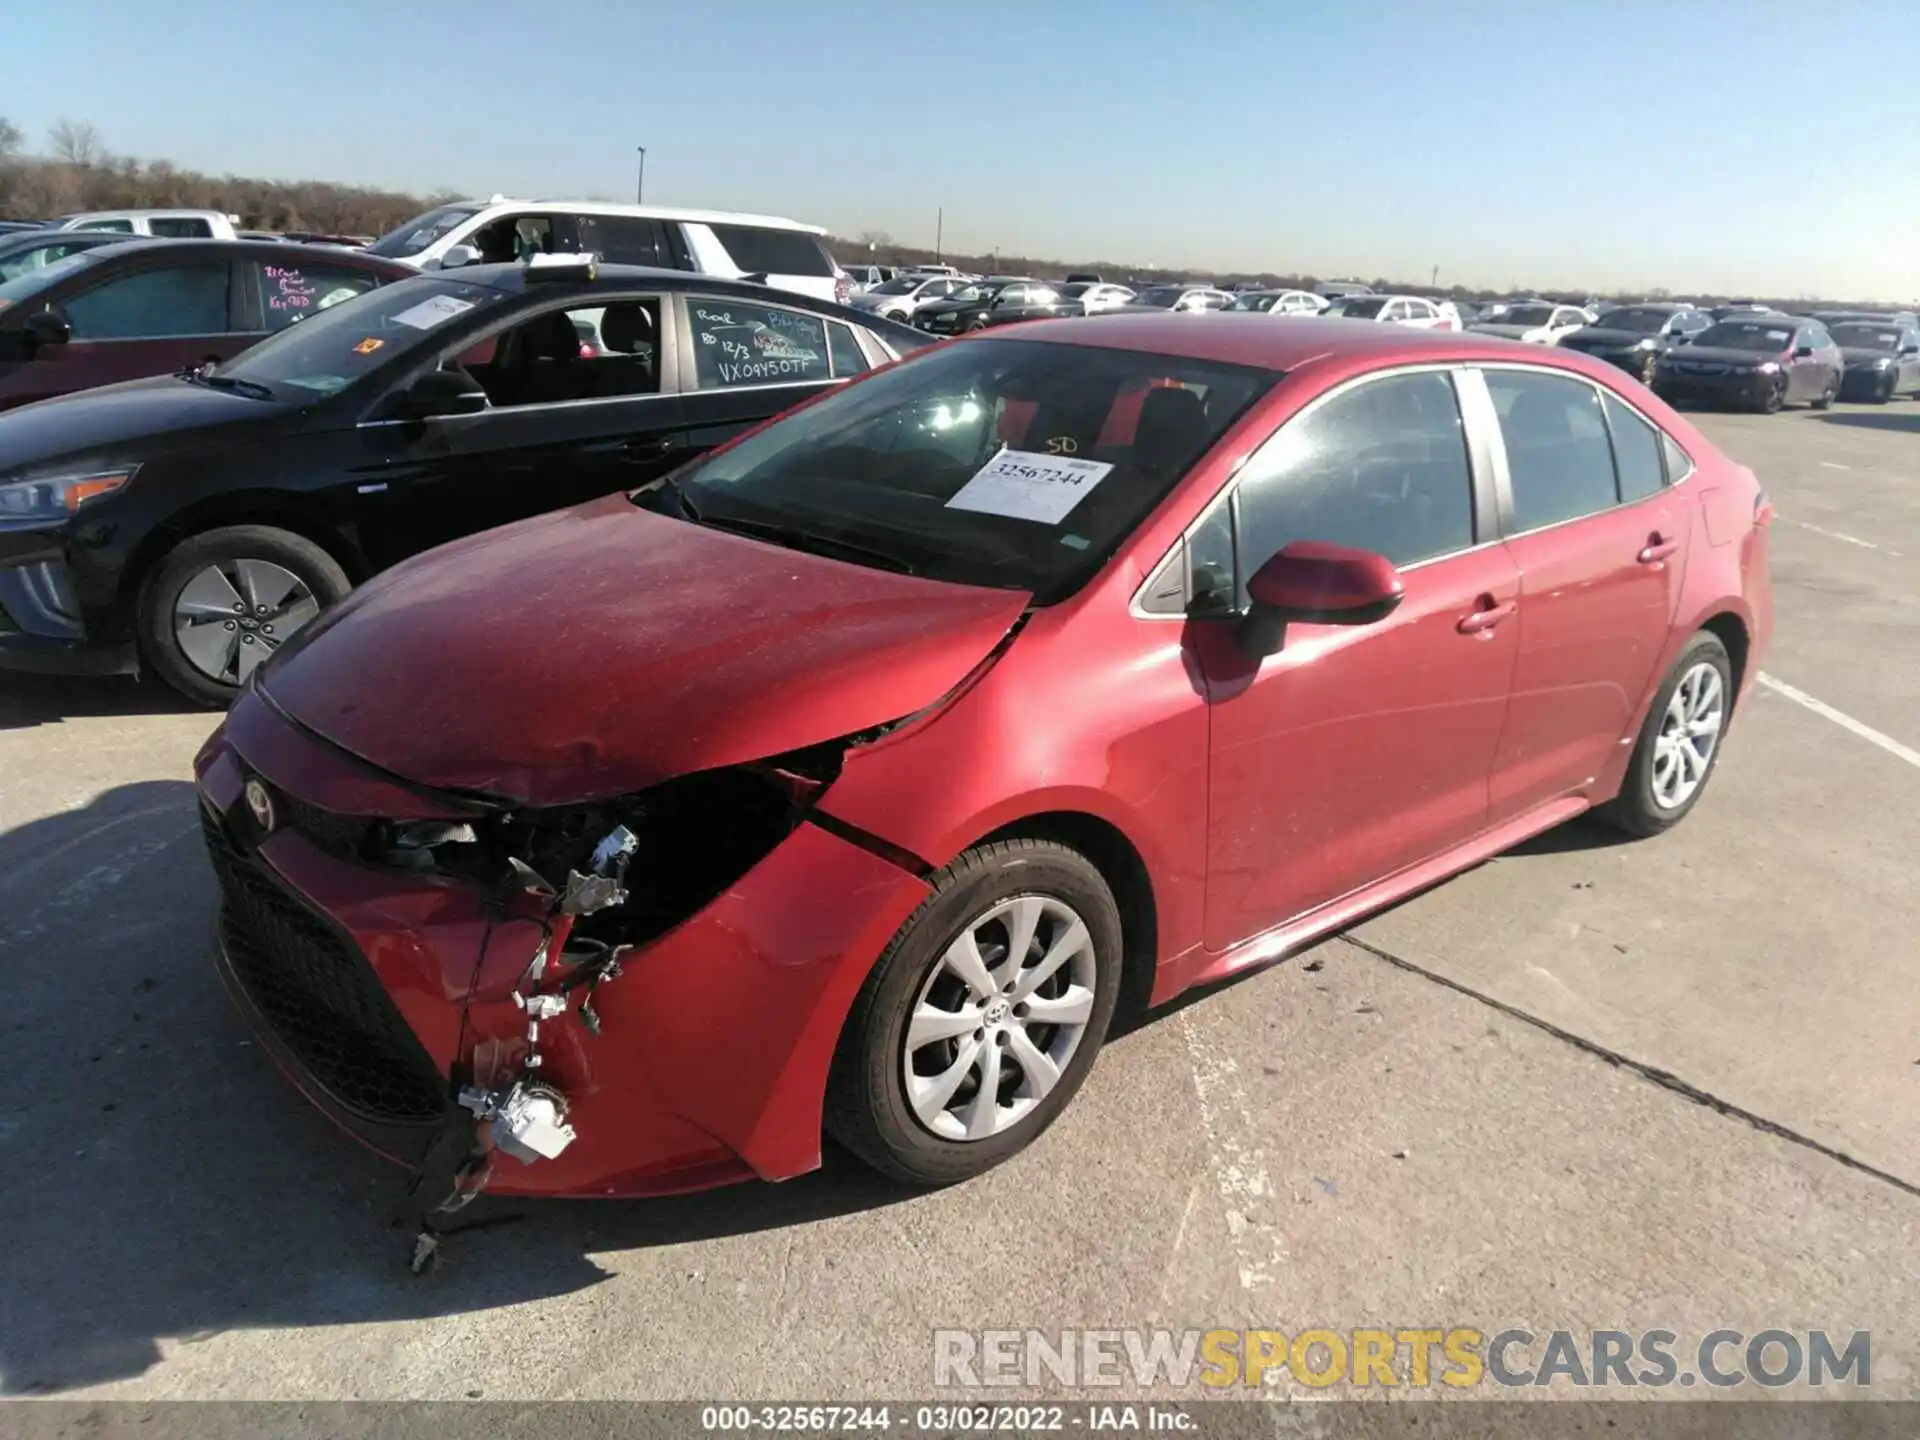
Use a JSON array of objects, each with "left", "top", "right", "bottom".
[{"left": 945, "top": 448, "right": 1115, "bottom": 525}]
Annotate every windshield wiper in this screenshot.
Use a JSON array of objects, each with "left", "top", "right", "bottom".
[
  {"left": 198, "top": 373, "right": 276, "bottom": 401},
  {"left": 693, "top": 510, "right": 916, "bottom": 575}
]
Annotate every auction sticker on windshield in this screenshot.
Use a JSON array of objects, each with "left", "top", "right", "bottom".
[
  {"left": 946, "top": 448, "right": 1114, "bottom": 525},
  {"left": 391, "top": 294, "right": 476, "bottom": 330}
]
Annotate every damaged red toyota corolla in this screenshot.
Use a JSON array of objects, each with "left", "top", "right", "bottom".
[{"left": 194, "top": 315, "right": 1772, "bottom": 1230}]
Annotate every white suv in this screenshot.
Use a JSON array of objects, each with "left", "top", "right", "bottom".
[{"left": 365, "top": 199, "right": 849, "bottom": 303}]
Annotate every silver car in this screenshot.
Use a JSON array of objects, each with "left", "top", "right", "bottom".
[{"left": 849, "top": 273, "right": 968, "bottom": 322}]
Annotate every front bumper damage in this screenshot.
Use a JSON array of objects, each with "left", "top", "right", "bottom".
[{"left": 195, "top": 687, "right": 933, "bottom": 1262}]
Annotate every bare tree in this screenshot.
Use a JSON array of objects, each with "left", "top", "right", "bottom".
[
  {"left": 857, "top": 228, "right": 895, "bottom": 249},
  {"left": 48, "top": 118, "right": 104, "bottom": 168},
  {"left": 0, "top": 117, "right": 22, "bottom": 158}
]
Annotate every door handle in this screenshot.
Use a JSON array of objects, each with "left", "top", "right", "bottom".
[
  {"left": 1456, "top": 598, "right": 1516, "bottom": 634},
  {"left": 1638, "top": 534, "right": 1680, "bottom": 564}
]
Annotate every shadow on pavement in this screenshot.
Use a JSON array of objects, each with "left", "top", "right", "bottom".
[
  {"left": 0, "top": 671, "right": 207, "bottom": 731},
  {"left": 1814, "top": 409, "right": 1920, "bottom": 434},
  {"left": 0, "top": 781, "right": 914, "bottom": 1395}
]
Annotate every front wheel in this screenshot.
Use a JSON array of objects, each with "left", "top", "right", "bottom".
[
  {"left": 1760, "top": 376, "right": 1787, "bottom": 413},
  {"left": 1596, "top": 632, "right": 1733, "bottom": 837},
  {"left": 138, "top": 524, "right": 351, "bottom": 708},
  {"left": 826, "top": 839, "right": 1123, "bottom": 1186}
]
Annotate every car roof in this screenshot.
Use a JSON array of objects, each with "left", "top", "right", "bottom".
[
  {"left": 445, "top": 199, "right": 826, "bottom": 235},
  {"left": 975, "top": 313, "right": 1657, "bottom": 374},
  {"left": 67, "top": 238, "right": 412, "bottom": 271}
]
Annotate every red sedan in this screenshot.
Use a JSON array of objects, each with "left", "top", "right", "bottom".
[{"left": 194, "top": 315, "right": 1772, "bottom": 1215}]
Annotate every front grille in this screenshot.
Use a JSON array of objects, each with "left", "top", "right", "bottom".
[
  {"left": 203, "top": 805, "right": 448, "bottom": 1126},
  {"left": 277, "top": 790, "right": 372, "bottom": 857}
]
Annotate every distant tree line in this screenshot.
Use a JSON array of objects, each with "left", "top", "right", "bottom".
[{"left": 0, "top": 120, "right": 1872, "bottom": 309}]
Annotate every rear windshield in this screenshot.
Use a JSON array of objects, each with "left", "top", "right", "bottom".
[
  {"left": 1132, "top": 288, "right": 1188, "bottom": 308},
  {"left": 707, "top": 224, "right": 834, "bottom": 278},
  {"left": 1692, "top": 321, "right": 1795, "bottom": 352},
  {"left": 1500, "top": 304, "right": 1556, "bottom": 326},
  {"left": 1233, "top": 294, "right": 1280, "bottom": 312},
  {"left": 1594, "top": 307, "right": 1674, "bottom": 333},
  {"left": 365, "top": 205, "right": 479, "bottom": 258},
  {"left": 1331, "top": 297, "right": 1389, "bottom": 319},
  {"left": 668, "top": 338, "right": 1275, "bottom": 603}
]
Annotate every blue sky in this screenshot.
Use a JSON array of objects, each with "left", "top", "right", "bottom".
[{"left": 9, "top": 0, "right": 1916, "bottom": 298}]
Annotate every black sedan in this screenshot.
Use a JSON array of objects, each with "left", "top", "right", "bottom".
[
  {"left": 911, "top": 277, "right": 1079, "bottom": 335},
  {"left": 0, "top": 258, "right": 923, "bottom": 703},
  {"left": 1558, "top": 303, "right": 1711, "bottom": 382},
  {"left": 1651, "top": 316, "right": 1843, "bottom": 413},
  {"left": 1832, "top": 319, "right": 1920, "bottom": 402}
]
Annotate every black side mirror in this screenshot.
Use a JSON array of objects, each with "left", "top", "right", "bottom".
[
  {"left": 23, "top": 310, "right": 72, "bottom": 354},
  {"left": 391, "top": 368, "right": 489, "bottom": 419},
  {"left": 1792, "top": 345, "right": 1815, "bottom": 359}
]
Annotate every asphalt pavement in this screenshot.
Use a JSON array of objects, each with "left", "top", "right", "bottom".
[{"left": 0, "top": 403, "right": 1914, "bottom": 1402}]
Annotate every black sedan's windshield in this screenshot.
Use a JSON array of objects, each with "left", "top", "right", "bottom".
[
  {"left": 1595, "top": 307, "right": 1677, "bottom": 333},
  {"left": 1498, "top": 304, "right": 1556, "bottom": 326},
  {"left": 1691, "top": 321, "right": 1796, "bottom": 352},
  {"left": 1331, "top": 297, "right": 1389, "bottom": 319},
  {"left": 1830, "top": 324, "right": 1900, "bottom": 350},
  {"left": 666, "top": 338, "right": 1275, "bottom": 603},
  {"left": 215, "top": 277, "right": 501, "bottom": 398},
  {"left": 1131, "top": 288, "right": 1187, "bottom": 308}
]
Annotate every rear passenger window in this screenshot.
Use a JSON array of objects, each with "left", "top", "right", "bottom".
[
  {"left": 250, "top": 260, "right": 380, "bottom": 333},
  {"left": 150, "top": 217, "right": 214, "bottom": 239},
  {"left": 706, "top": 224, "right": 834, "bottom": 278},
  {"left": 1601, "top": 393, "right": 1665, "bottom": 503},
  {"left": 1487, "top": 370, "right": 1617, "bottom": 532},
  {"left": 1233, "top": 370, "right": 1476, "bottom": 577},
  {"left": 827, "top": 322, "right": 870, "bottom": 378},
  {"left": 576, "top": 215, "right": 670, "bottom": 268},
  {"left": 688, "top": 299, "right": 830, "bottom": 389}
]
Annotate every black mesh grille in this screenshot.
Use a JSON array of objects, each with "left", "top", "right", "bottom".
[
  {"left": 203, "top": 805, "right": 449, "bottom": 1126},
  {"left": 277, "top": 791, "right": 372, "bottom": 857}
]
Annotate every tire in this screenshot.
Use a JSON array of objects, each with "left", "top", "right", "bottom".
[
  {"left": 1760, "top": 377, "right": 1786, "bottom": 413},
  {"left": 964, "top": 315, "right": 989, "bottom": 332},
  {"left": 138, "top": 524, "right": 352, "bottom": 708},
  {"left": 1812, "top": 376, "right": 1838, "bottom": 410},
  {"left": 1876, "top": 374, "right": 1896, "bottom": 404},
  {"left": 826, "top": 839, "right": 1124, "bottom": 1186},
  {"left": 1595, "top": 632, "right": 1734, "bottom": 838}
]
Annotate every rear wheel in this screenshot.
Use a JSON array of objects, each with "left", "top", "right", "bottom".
[
  {"left": 1812, "top": 375, "right": 1838, "bottom": 409},
  {"left": 1596, "top": 632, "right": 1733, "bottom": 837},
  {"left": 138, "top": 525, "right": 351, "bottom": 708},
  {"left": 826, "top": 839, "right": 1123, "bottom": 1186}
]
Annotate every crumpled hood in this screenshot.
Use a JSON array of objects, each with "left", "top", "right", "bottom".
[{"left": 261, "top": 494, "right": 1030, "bottom": 807}]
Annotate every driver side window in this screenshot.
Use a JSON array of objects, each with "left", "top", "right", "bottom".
[{"left": 1222, "top": 370, "right": 1476, "bottom": 600}]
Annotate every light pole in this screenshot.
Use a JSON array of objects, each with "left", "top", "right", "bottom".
[{"left": 635, "top": 146, "right": 647, "bottom": 204}]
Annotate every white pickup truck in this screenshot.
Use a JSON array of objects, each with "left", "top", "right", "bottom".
[{"left": 44, "top": 209, "right": 242, "bottom": 240}]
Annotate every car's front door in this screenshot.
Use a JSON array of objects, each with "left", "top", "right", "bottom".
[
  {"left": 1192, "top": 366, "right": 1520, "bottom": 950},
  {"left": 350, "top": 294, "right": 687, "bottom": 565},
  {"left": 1479, "top": 367, "right": 1691, "bottom": 822},
  {"left": 27, "top": 258, "right": 239, "bottom": 402},
  {"left": 675, "top": 292, "right": 869, "bottom": 450}
]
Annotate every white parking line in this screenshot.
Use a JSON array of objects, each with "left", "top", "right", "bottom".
[
  {"left": 1820, "top": 461, "right": 1852, "bottom": 471},
  {"left": 1758, "top": 673, "right": 1920, "bottom": 771},
  {"left": 1794, "top": 521, "right": 1879, "bottom": 549}
]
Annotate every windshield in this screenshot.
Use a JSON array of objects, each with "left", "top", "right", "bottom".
[
  {"left": 873, "top": 276, "right": 923, "bottom": 295},
  {"left": 365, "top": 204, "right": 480, "bottom": 259},
  {"left": 1498, "top": 304, "right": 1556, "bottom": 326},
  {"left": 1594, "top": 307, "right": 1674, "bottom": 334},
  {"left": 0, "top": 251, "right": 101, "bottom": 310},
  {"left": 1330, "top": 297, "right": 1388, "bottom": 319},
  {"left": 1831, "top": 324, "right": 1900, "bottom": 350},
  {"left": 1233, "top": 294, "right": 1280, "bottom": 312},
  {"left": 668, "top": 338, "right": 1274, "bottom": 602},
  {"left": 215, "top": 276, "right": 500, "bottom": 398},
  {"left": 1691, "top": 321, "right": 1795, "bottom": 353},
  {"left": 1132, "top": 287, "right": 1189, "bottom": 308}
]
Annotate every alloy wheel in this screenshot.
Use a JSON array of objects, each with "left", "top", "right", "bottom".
[
  {"left": 901, "top": 894, "right": 1098, "bottom": 1142},
  {"left": 1651, "top": 661, "right": 1724, "bottom": 810},
  {"left": 1763, "top": 378, "right": 1785, "bottom": 413},
  {"left": 173, "top": 560, "right": 321, "bottom": 685}
]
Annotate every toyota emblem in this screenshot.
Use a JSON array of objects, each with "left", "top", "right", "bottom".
[{"left": 244, "top": 778, "right": 276, "bottom": 833}]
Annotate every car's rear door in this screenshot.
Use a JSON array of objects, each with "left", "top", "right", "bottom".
[
  {"left": 673, "top": 292, "right": 873, "bottom": 451},
  {"left": 1477, "top": 367, "right": 1691, "bottom": 822},
  {"left": 41, "top": 254, "right": 239, "bottom": 393},
  {"left": 1191, "top": 366, "right": 1520, "bottom": 949}
]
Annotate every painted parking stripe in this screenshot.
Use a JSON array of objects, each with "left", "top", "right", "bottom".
[
  {"left": 1794, "top": 521, "right": 1879, "bottom": 549},
  {"left": 1758, "top": 673, "right": 1920, "bottom": 771},
  {"left": 1820, "top": 461, "right": 1852, "bottom": 471}
]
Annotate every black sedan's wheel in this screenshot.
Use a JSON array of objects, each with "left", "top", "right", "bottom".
[
  {"left": 964, "top": 315, "right": 989, "bottom": 332},
  {"left": 826, "top": 839, "right": 1123, "bottom": 1186},
  {"left": 138, "top": 525, "right": 351, "bottom": 708},
  {"left": 1596, "top": 632, "right": 1733, "bottom": 838},
  {"left": 1761, "top": 377, "right": 1787, "bottom": 413},
  {"left": 1878, "top": 372, "right": 1898, "bottom": 404}
]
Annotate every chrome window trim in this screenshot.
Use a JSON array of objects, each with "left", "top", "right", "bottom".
[{"left": 1128, "top": 360, "right": 1497, "bottom": 621}]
